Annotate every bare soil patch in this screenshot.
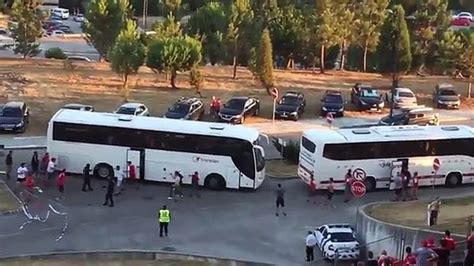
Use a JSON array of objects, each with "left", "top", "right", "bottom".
[
  {"left": 266, "top": 160, "right": 298, "bottom": 178},
  {"left": 0, "top": 58, "right": 471, "bottom": 136}
]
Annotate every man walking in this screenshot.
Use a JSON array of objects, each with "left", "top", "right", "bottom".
[
  {"left": 82, "top": 163, "right": 93, "bottom": 192},
  {"left": 190, "top": 171, "right": 200, "bottom": 198},
  {"left": 307, "top": 176, "right": 317, "bottom": 204},
  {"left": 31, "top": 151, "right": 39, "bottom": 178},
  {"left": 114, "top": 165, "right": 124, "bottom": 195},
  {"left": 56, "top": 169, "right": 66, "bottom": 201},
  {"left": 103, "top": 175, "right": 115, "bottom": 207},
  {"left": 46, "top": 157, "right": 57, "bottom": 183},
  {"left": 305, "top": 231, "right": 316, "bottom": 262},
  {"left": 275, "top": 183, "right": 287, "bottom": 217},
  {"left": 127, "top": 161, "right": 138, "bottom": 189},
  {"left": 427, "top": 197, "right": 441, "bottom": 226},
  {"left": 158, "top": 205, "right": 170, "bottom": 237},
  {"left": 16, "top": 163, "right": 28, "bottom": 184},
  {"left": 344, "top": 169, "right": 353, "bottom": 203},
  {"left": 5, "top": 151, "right": 13, "bottom": 179},
  {"left": 168, "top": 171, "right": 183, "bottom": 201}
]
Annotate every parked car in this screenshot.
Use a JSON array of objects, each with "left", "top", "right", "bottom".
[
  {"left": 51, "top": 8, "right": 70, "bottom": 20},
  {"left": 274, "top": 91, "right": 306, "bottom": 121},
  {"left": 320, "top": 90, "right": 345, "bottom": 117},
  {"left": 451, "top": 16, "right": 471, "bottom": 26},
  {"left": 378, "top": 107, "right": 439, "bottom": 126},
  {"left": 61, "top": 103, "right": 94, "bottom": 112},
  {"left": 0, "top": 102, "right": 29, "bottom": 133},
  {"left": 218, "top": 96, "right": 260, "bottom": 124},
  {"left": 350, "top": 84, "right": 384, "bottom": 111},
  {"left": 48, "top": 30, "right": 65, "bottom": 37},
  {"left": 74, "top": 14, "right": 85, "bottom": 22},
  {"left": 67, "top": 55, "right": 93, "bottom": 62},
  {"left": 164, "top": 97, "right": 205, "bottom": 120},
  {"left": 433, "top": 84, "right": 461, "bottom": 109},
  {"left": 314, "top": 224, "right": 360, "bottom": 261},
  {"left": 114, "top": 103, "right": 150, "bottom": 116},
  {"left": 385, "top": 87, "right": 417, "bottom": 109},
  {"left": 452, "top": 12, "right": 473, "bottom": 20}
]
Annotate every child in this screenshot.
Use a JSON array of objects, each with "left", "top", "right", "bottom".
[{"left": 56, "top": 169, "right": 66, "bottom": 201}]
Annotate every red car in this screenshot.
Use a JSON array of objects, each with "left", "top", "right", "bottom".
[{"left": 452, "top": 17, "right": 472, "bottom": 26}]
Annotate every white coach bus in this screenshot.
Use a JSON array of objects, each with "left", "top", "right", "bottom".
[
  {"left": 47, "top": 110, "right": 266, "bottom": 190},
  {"left": 298, "top": 125, "right": 474, "bottom": 191}
]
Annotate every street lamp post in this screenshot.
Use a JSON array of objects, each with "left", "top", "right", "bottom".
[
  {"left": 388, "top": 9, "right": 399, "bottom": 118},
  {"left": 142, "top": 0, "right": 148, "bottom": 31}
]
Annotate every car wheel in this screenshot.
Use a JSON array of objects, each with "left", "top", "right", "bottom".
[{"left": 293, "top": 114, "right": 299, "bottom": 121}]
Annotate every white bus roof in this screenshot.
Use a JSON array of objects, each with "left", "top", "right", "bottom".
[
  {"left": 304, "top": 125, "right": 474, "bottom": 144},
  {"left": 50, "top": 110, "right": 260, "bottom": 142}
]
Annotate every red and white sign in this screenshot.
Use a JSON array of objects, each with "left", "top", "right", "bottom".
[
  {"left": 271, "top": 87, "right": 279, "bottom": 100},
  {"left": 351, "top": 181, "right": 366, "bottom": 198},
  {"left": 326, "top": 112, "right": 334, "bottom": 124},
  {"left": 433, "top": 158, "right": 440, "bottom": 171}
]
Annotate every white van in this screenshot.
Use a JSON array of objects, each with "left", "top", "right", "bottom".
[{"left": 51, "top": 8, "right": 69, "bottom": 19}]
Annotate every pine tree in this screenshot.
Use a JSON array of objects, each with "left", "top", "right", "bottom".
[
  {"left": 313, "top": 0, "right": 338, "bottom": 73},
  {"left": 227, "top": 0, "right": 253, "bottom": 79},
  {"left": 332, "top": 0, "right": 355, "bottom": 70},
  {"left": 256, "top": 28, "right": 274, "bottom": 93},
  {"left": 9, "top": 0, "right": 43, "bottom": 58},
  {"left": 109, "top": 19, "right": 146, "bottom": 101}
]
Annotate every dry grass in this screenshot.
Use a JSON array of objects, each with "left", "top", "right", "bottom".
[
  {"left": 0, "top": 259, "right": 225, "bottom": 266},
  {"left": 265, "top": 160, "right": 298, "bottom": 178},
  {"left": 366, "top": 196, "right": 474, "bottom": 235},
  {"left": 0, "top": 58, "right": 472, "bottom": 135},
  {"left": 0, "top": 181, "right": 20, "bottom": 213}
]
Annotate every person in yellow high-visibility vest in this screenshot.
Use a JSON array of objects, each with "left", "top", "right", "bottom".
[{"left": 158, "top": 205, "right": 171, "bottom": 237}]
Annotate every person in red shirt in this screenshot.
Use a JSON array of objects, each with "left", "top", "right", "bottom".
[
  {"left": 25, "top": 173, "right": 35, "bottom": 193},
  {"left": 190, "top": 171, "right": 200, "bottom": 198},
  {"left": 56, "top": 169, "right": 66, "bottom": 200},
  {"left": 441, "top": 230, "right": 456, "bottom": 252},
  {"left": 210, "top": 96, "right": 221, "bottom": 117},
  {"left": 427, "top": 237, "right": 436, "bottom": 248},
  {"left": 127, "top": 161, "right": 138, "bottom": 190},
  {"left": 307, "top": 176, "right": 317, "bottom": 204},
  {"left": 404, "top": 246, "right": 416, "bottom": 266}
]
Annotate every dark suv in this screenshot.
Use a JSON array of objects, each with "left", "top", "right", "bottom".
[
  {"left": 320, "top": 90, "right": 345, "bottom": 117},
  {"left": 218, "top": 96, "right": 260, "bottom": 124},
  {"left": 275, "top": 91, "right": 306, "bottom": 121},
  {"left": 164, "top": 97, "right": 205, "bottom": 121},
  {"left": 0, "top": 102, "right": 29, "bottom": 133}
]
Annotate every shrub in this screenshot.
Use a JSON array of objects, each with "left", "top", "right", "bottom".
[
  {"left": 45, "top": 47, "right": 67, "bottom": 59},
  {"left": 189, "top": 67, "right": 203, "bottom": 96}
]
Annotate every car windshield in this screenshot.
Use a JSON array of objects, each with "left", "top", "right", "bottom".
[
  {"left": 279, "top": 96, "right": 298, "bottom": 105},
  {"left": 439, "top": 89, "right": 457, "bottom": 96},
  {"left": 360, "top": 88, "right": 379, "bottom": 98},
  {"left": 225, "top": 99, "right": 245, "bottom": 110},
  {"left": 324, "top": 94, "right": 343, "bottom": 103},
  {"left": 169, "top": 103, "right": 190, "bottom": 114},
  {"left": 398, "top": 91, "right": 414, "bottom": 98},
  {"left": 116, "top": 107, "right": 136, "bottom": 115},
  {"left": 330, "top": 232, "right": 355, "bottom": 242},
  {"left": 63, "top": 106, "right": 81, "bottom": 110},
  {"left": 1, "top": 107, "right": 22, "bottom": 117}
]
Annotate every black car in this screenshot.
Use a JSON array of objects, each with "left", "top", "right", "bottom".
[
  {"left": 275, "top": 91, "right": 306, "bottom": 121},
  {"left": 320, "top": 90, "right": 345, "bottom": 117},
  {"left": 433, "top": 84, "right": 461, "bottom": 109},
  {"left": 218, "top": 96, "right": 260, "bottom": 124},
  {"left": 350, "top": 84, "right": 385, "bottom": 111},
  {"left": 0, "top": 102, "right": 29, "bottom": 133},
  {"left": 164, "top": 97, "right": 205, "bottom": 121}
]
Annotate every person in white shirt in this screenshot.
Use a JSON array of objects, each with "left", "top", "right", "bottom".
[
  {"left": 46, "top": 158, "right": 57, "bottom": 181},
  {"left": 305, "top": 231, "right": 317, "bottom": 262},
  {"left": 114, "top": 165, "right": 124, "bottom": 195},
  {"left": 16, "top": 163, "right": 28, "bottom": 183}
]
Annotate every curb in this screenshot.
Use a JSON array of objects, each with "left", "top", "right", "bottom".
[
  {"left": 0, "top": 180, "right": 22, "bottom": 216},
  {"left": 0, "top": 249, "right": 271, "bottom": 266}
]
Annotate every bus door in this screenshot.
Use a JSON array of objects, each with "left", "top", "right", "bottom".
[
  {"left": 127, "top": 148, "right": 145, "bottom": 180},
  {"left": 228, "top": 168, "right": 241, "bottom": 188},
  {"left": 389, "top": 160, "right": 404, "bottom": 190}
]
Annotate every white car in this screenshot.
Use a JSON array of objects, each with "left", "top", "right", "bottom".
[
  {"left": 314, "top": 224, "right": 360, "bottom": 261},
  {"left": 67, "top": 55, "right": 93, "bottom": 62},
  {"left": 452, "top": 12, "right": 473, "bottom": 21},
  {"left": 74, "top": 14, "right": 85, "bottom": 22},
  {"left": 62, "top": 103, "right": 94, "bottom": 112},
  {"left": 114, "top": 103, "right": 150, "bottom": 116},
  {"left": 51, "top": 8, "right": 69, "bottom": 20},
  {"left": 386, "top": 87, "right": 418, "bottom": 109},
  {"left": 48, "top": 30, "right": 65, "bottom": 37}
]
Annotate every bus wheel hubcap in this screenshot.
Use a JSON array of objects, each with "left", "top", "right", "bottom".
[{"left": 98, "top": 167, "right": 109, "bottom": 177}]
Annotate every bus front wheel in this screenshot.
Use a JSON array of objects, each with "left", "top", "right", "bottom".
[
  {"left": 205, "top": 174, "right": 225, "bottom": 190},
  {"left": 95, "top": 163, "right": 114, "bottom": 179},
  {"left": 364, "top": 177, "right": 376, "bottom": 192},
  {"left": 446, "top": 172, "right": 461, "bottom": 188}
]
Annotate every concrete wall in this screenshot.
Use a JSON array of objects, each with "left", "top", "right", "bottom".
[{"left": 356, "top": 203, "right": 466, "bottom": 264}]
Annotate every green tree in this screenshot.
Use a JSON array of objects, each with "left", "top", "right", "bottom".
[
  {"left": 152, "top": 13, "right": 183, "bottom": 39},
  {"left": 109, "top": 19, "right": 146, "bottom": 101},
  {"left": 9, "top": 0, "right": 43, "bottom": 58},
  {"left": 146, "top": 36, "right": 202, "bottom": 89},
  {"left": 456, "top": 31, "right": 474, "bottom": 97},
  {"left": 332, "top": 0, "right": 355, "bottom": 70},
  {"left": 226, "top": 0, "right": 253, "bottom": 79},
  {"left": 353, "top": 0, "right": 388, "bottom": 72},
  {"left": 311, "top": 0, "right": 338, "bottom": 73},
  {"left": 82, "top": 0, "right": 130, "bottom": 61},
  {"left": 255, "top": 28, "right": 274, "bottom": 93},
  {"left": 377, "top": 5, "right": 412, "bottom": 87},
  {"left": 187, "top": 1, "right": 228, "bottom": 65},
  {"left": 189, "top": 67, "right": 204, "bottom": 97},
  {"left": 159, "top": 0, "right": 182, "bottom": 16}
]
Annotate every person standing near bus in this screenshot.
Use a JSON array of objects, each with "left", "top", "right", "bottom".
[
  {"left": 401, "top": 167, "right": 411, "bottom": 201},
  {"left": 5, "top": 150, "right": 13, "bottom": 180},
  {"left": 31, "top": 151, "right": 39, "bottom": 179},
  {"left": 326, "top": 178, "right": 335, "bottom": 208},
  {"left": 190, "top": 171, "right": 200, "bottom": 198},
  {"left": 158, "top": 205, "right": 170, "bottom": 237},
  {"left": 103, "top": 175, "right": 115, "bottom": 207},
  {"left": 56, "top": 169, "right": 66, "bottom": 201},
  {"left": 410, "top": 172, "right": 419, "bottom": 200},
  {"left": 127, "top": 161, "right": 138, "bottom": 189},
  {"left": 82, "top": 164, "right": 93, "bottom": 192},
  {"left": 40, "top": 152, "right": 49, "bottom": 175},
  {"left": 114, "top": 165, "right": 124, "bottom": 195},
  {"left": 275, "top": 183, "right": 287, "bottom": 216},
  {"left": 344, "top": 169, "right": 353, "bottom": 203},
  {"left": 47, "top": 157, "right": 57, "bottom": 184},
  {"left": 307, "top": 176, "right": 317, "bottom": 204}
]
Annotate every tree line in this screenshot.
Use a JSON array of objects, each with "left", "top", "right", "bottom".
[{"left": 5, "top": 0, "right": 474, "bottom": 96}]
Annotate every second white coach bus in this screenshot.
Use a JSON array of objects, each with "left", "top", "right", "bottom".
[
  {"left": 298, "top": 125, "right": 474, "bottom": 191},
  {"left": 47, "top": 110, "right": 266, "bottom": 190}
]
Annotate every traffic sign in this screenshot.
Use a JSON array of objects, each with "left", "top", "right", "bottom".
[
  {"left": 351, "top": 181, "right": 366, "bottom": 198},
  {"left": 433, "top": 158, "right": 440, "bottom": 171},
  {"left": 353, "top": 168, "right": 366, "bottom": 182},
  {"left": 271, "top": 87, "right": 279, "bottom": 99},
  {"left": 326, "top": 112, "right": 334, "bottom": 124}
]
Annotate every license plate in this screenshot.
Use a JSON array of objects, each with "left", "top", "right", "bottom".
[
  {"left": 281, "top": 114, "right": 288, "bottom": 117},
  {"left": 447, "top": 104, "right": 452, "bottom": 107}
]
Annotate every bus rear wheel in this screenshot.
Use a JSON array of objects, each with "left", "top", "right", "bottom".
[
  {"left": 95, "top": 163, "right": 113, "bottom": 179},
  {"left": 205, "top": 174, "right": 225, "bottom": 190},
  {"left": 364, "top": 177, "right": 376, "bottom": 192},
  {"left": 446, "top": 172, "right": 461, "bottom": 188}
]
